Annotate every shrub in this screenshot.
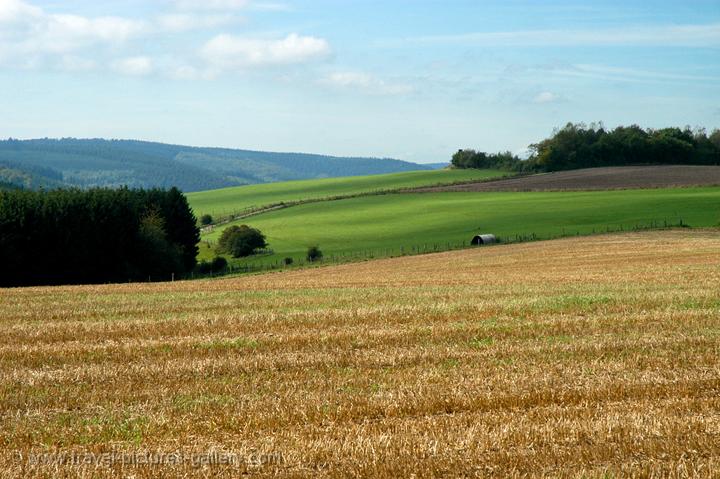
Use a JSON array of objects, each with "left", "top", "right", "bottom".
[
  {"left": 195, "top": 256, "right": 228, "bottom": 275},
  {"left": 195, "top": 260, "right": 212, "bottom": 274},
  {"left": 211, "top": 256, "right": 228, "bottom": 271},
  {"left": 306, "top": 246, "right": 323, "bottom": 262},
  {"left": 217, "top": 225, "right": 267, "bottom": 258},
  {"left": 283, "top": 257, "right": 294, "bottom": 266},
  {"left": 200, "top": 214, "right": 213, "bottom": 226}
]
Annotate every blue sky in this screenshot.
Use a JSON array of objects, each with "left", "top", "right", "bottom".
[{"left": 1, "top": 0, "right": 718, "bottom": 163}]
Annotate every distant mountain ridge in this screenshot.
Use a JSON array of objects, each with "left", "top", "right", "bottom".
[{"left": 0, "top": 138, "right": 432, "bottom": 192}]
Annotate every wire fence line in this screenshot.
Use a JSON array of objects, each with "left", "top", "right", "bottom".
[
  {"left": 197, "top": 175, "right": 517, "bottom": 233},
  {"left": 186, "top": 218, "right": 690, "bottom": 281}
]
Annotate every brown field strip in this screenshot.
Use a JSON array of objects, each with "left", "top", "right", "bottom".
[
  {"left": 1, "top": 230, "right": 720, "bottom": 477},
  {"left": 416, "top": 165, "right": 720, "bottom": 192}
]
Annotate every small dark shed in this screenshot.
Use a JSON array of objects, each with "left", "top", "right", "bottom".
[{"left": 471, "top": 234, "right": 497, "bottom": 246}]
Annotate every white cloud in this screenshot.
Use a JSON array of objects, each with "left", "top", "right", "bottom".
[
  {"left": 167, "top": 63, "right": 219, "bottom": 80},
  {"left": 156, "top": 13, "right": 237, "bottom": 32},
  {"left": 532, "top": 91, "right": 559, "bottom": 104},
  {"left": 323, "top": 71, "right": 414, "bottom": 95},
  {"left": 249, "top": 2, "right": 292, "bottom": 12},
  {"left": 111, "top": 56, "right": 153, "bottom": 76},
  {"left": 396, "top": 23, "right": 720, "bottom": 48},
  {"left": 58, "top": 55, "right": 96, "bottom": 71},
  {"left": 42, "top": 14, "right": 145, "bottom": 47},
  {"left": 0, "top": 0, "right": 41, "bottom": 22},
  {"left": 173, "top": 0, "right": 249, "bottom": 11},
  {"left": 0, "top": 0, "right": 327, "bottom": 78},
  {"left": 169, "top": 0, "right": 286, "bottom": 13},
  {"left": 201, "top": 33, "right": 331, "bottom": 69},
  {"left": 0, "top": 0, "right": 146, "bottom": 65}
]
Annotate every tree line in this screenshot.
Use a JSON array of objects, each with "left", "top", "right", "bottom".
[
  {"left": 452, "top": 123, "right": 720, "bottom": 172},
  {"left": 0, "top": 187, "right": 199, "bottom": 287}
]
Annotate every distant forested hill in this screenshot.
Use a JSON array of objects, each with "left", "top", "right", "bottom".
[
  {"left": 0, "top": 138, "right": 431, "bottom": 192},
  {"left": 423, "top": 162, "right": 450, "bottom": 169}
]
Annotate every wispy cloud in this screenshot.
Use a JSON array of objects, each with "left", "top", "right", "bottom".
[
  {"left": 532, "top": 91, "right": 560, "bottom": 104},
  {"left": 508, "top": 63, "right": 720, "bottom": 87},
  {"left": 249, "top": 2, "right": 293, "bottom": 12},
  {"left": 111, "top": 56, "right": 153, "bottom": 76},
  {"left": 322, "top": 71, "right": 414, "bottom": 95},
  {"left": 568, "top": 64, "right": 720, "bottom": 83},
  {"left": 393, "top": 23, "right": 720, "bottom": 48},
  {"left": 172, "top": 0, "right": 249, "bottom": 11},
  {"left": 156, "top": 13, "right": 240, "bottom": 32},
  {"left": 58, "top": 55, "right": 96, "bottom": 72}
]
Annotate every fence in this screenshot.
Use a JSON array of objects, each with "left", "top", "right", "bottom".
[
  {"left": 198, "top": 174, "right": 516, "bottom": 232},
  {"left": 187, "top": 218, "right": 690, "bottom": 281}
]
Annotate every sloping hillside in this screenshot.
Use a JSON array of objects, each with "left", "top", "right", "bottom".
[
  {"left": 0, "top": 138, "right": 431, "bottom": 191},
  {"left": 187, "top": 168, "right": 506, "bottom": 219},
  {"left": 198, "top": 186, "right": 720, "bottom": 267}
]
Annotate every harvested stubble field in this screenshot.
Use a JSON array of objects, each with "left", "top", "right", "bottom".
[
  {"left": 1, "top": 230, "right": 720, "bottom": 478},
  {"left": 417, "top": 165, "right": 720, "bottom": 193}
]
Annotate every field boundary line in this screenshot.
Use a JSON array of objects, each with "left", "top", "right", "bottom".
[{"left": 199, "top": 172, "right": 518, "bottom": 233}]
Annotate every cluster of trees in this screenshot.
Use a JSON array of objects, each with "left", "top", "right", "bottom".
[
  {"left": 451, "top": 150, "right": 523, "bottom": 171},
  {"left": 217, "top": 225, "right": 268, "bottom": 258},
  {"left": 452, "top": 123, "right": 720, "bottom": 172},
  {"left": 0, "top": 187, "right": 199, "bottom": 286},
  {"left": 529, "top": 124, "right": 720, "bottom": 171}
]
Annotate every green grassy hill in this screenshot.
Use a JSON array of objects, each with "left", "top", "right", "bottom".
[
  {"left": 198, "top": 187, "right": 720, "bottom": 267},
  {"left": 187, "top": 168, "right": 507, "bottom": 219}
]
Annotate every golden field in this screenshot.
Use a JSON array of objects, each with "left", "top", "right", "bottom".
[{"left": 1, "top": 230, "right": 719, "bottom": 478}]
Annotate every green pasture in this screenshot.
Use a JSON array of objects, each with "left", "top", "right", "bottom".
[
  {"left": 197, "top": 186, "right": 720, "bottom": 268},
  {"left": 186, "top": 169, "right": 506, "bottom": 219}
]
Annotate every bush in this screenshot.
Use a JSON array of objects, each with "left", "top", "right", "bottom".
[
  {"left": 306, "top": 246, "right": 323, "bottom": 262},
  {"left": 283, "top": 257, "right": 294, "bottom": 266},
  {"left": 217, "top": 225, "right": 267, "bottom": 258},
  {"left": 200, "top": 214, "right": 213, "bottom": 226},
  {"left": 211, "top": 256, "right": 228, "bottom": 271},
  {"left": 195, "top": 261, "right": 212, "bottom": 274},
  {"left": 195, "top": 256, "right": 228, "bottom": 275}
]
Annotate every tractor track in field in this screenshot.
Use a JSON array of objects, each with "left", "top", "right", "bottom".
[{"left": 413, "top": 165, "right": 720, "bottom": 193}]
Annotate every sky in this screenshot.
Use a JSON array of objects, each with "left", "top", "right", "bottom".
[{"left": 0, "top": 0, "right": 719, "bottom": 163}]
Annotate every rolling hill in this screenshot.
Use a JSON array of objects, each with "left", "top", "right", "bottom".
[
  {"left": 198, "top": 186, "right": 720, "bottom": 267},
  {"left": 0, "top": 138, "right": 433, "bottom": 192},
  {"left": 187, "top": 168, "right": 507, "bottom": 219}
]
